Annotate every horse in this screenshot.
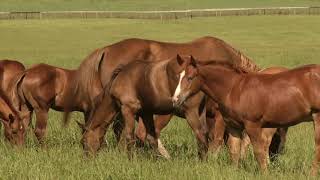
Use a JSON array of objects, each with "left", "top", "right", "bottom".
[
  {"left": 173, "top": 57, "right": 320, "bottom": 175},
  {"left": 0, "top": 60, "right": 26, "bottom": 145},
  {"left": 65, "top": 36, "right": 260, "bottom": 158},
  {"left": 79, "top": 55, "right": 286, "bottom": 161},
  {"left": 10, "top": 63, "right": 92, "bottom": 143},
  {"left": 134, "top": 66, "right": 289, "bottom": 160}
]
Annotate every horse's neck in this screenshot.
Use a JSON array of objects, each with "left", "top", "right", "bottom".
[
  {"left": 148, "top": 60, "right": 173, "bottom": 95},
  {"left": 200, "top": 65, "right": 241, "bottom": 104}
]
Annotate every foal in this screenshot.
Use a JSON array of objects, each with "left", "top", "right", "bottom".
[
  {"left": 82, "top": 55, "right": 208, "bottom": 158},
  {"left": 174, "top": 58, "right": 320, "bottom": 175}
]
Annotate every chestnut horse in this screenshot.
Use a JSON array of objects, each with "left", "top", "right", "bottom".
[
  {"left": 63, "top": 36, "right": 260, "bottom": 157},
  {"left": 135, "top": 66, "right": 289, "bottom": 160},
  {"left": 0, "top": 60, "right": 26, "bottom": 145},
  {"left": 79, "top": 55, "right": 286, "bottom": 160},
  {"left": 80, "top": 55, "right": 207, "bottom": 157},
  {"left": 11, "top": 63, "right": 88, "bottom": 143},
  {"left": 174, "top": 58, "right": 320, "bottom": 175}
]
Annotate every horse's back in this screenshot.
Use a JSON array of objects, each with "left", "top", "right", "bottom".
[{"left": 0, "top": 59, "right": 25, "bottom": 93}]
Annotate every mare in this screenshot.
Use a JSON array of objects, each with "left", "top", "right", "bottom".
[{"left": 174, "top": 58, "right": 320, "bottom": 175}]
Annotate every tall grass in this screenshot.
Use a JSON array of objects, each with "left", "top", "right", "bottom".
[{"left": 0, "top": 16, "right": 319, "bottom": 179}]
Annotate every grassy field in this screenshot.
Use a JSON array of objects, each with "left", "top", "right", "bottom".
[
  {"left": 0, "top": 16, "right": 320, "bottom": 179},
  {"left": 0, "top": 0, "right": 320, "bottom": 11}
]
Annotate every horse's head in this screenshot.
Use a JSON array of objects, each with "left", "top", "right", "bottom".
[
  {"left": 172, "top": 56, "right": 201, "bottom": 107},
  {"left": 77, "top": 121, "right": 106, "bottom": 156},
  {"left": 166, "top": 54, "right": 196, "bottom": 102},
  {"left": 2, "top": 112, "right": 26, "bottom": 146}
]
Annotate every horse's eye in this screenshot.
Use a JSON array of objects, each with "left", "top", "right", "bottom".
[
  {"left": 187, "top": 77, "right": 193, "bottom": 81},
  {"left": 12, "top": 130, "right": 18, "bottom": 134}
]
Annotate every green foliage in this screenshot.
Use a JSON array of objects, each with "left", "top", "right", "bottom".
[
  {"left": 0, "top": 0, "right": 319, "bottom": 11},
  {"left": 0, "top": 16, "right": 319, "bottom": 179}
]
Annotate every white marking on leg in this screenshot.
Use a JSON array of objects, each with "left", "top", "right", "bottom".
[
  {"left": 172, "top": 71, "right": 185, "bottom": 102},
  {"left": 157, "top": 139, "right": 171, "bottom": 159}
]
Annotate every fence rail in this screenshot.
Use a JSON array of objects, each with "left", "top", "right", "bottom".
[{"left": 0, "top": 6, "right": 320, "bottom": 20}]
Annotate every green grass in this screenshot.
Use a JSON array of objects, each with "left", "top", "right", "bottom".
[
  {"left": 0, "top": 0, "right": 320, "bottom": 11},
  {"left": 0, "top": 16, "right": 320, "bottom": 179}
]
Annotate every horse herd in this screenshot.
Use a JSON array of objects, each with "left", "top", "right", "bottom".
[{"left": 0, "top": 36, "right": 318, "bottom": 175}]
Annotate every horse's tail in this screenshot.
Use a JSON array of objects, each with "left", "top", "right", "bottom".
[{"left": 62, "top": 49, "right": 106, "bottom": 127}]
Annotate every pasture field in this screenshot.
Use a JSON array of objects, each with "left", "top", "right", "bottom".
[
  {"left": 0, "top": 0, "right": 320, "bottom": 11},
  {"left": 0, "top": 16, "right": 320, "bottom": 179}
]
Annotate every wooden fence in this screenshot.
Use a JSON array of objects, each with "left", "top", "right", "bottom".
[{"left": 0, "top": 6, "right": 320, "bottom": 20}]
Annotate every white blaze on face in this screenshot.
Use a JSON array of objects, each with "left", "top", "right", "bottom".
[{"left": 172, "top": 70, "right": 185, "bottom": 102}]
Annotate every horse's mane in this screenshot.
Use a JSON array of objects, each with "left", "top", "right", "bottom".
[
  {"left": 197, "top": 60, "right": 247, "bottom": 74},
  {"left": 217, "top": 39, "right": 260, "bottom": 72}
]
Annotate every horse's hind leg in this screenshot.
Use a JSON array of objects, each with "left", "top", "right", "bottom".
[
  {"left": 208, "top": 109, "right": 225, "bottom": 154},
  {"left": 120, "top": 102, "right": 140, "bottom": 158},
  {"left": 240, "top": 131, "right": 251, "bottom": 160},
  {"left": 311, "top": 113, "right": 320, "bottom": 176},
  {"left": 141, "top": 113, "right": 170, "bottom": 159},
  {"left": 227, "top": 127, "right": 242, "bottom": 166},
  {"left": 34, "top": 107, "right": 49, "bottom": 145}
]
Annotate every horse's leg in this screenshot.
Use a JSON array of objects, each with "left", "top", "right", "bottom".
[
  {"left": 34, "top": 107, "right": 49, "bottom": 145},
  {"left": 135, "top": 117, "right": 147, "bottom": 146},
  {"left": 120, "top": 104, "right": 137, "bottom": 158},
  {"left": 311, "top": 113, "right": 320, "bottom": 176},
  {"left": 240, "top": 131, "right": 251, "bottom": 160},
  {"left": 245, "top": 122, "right": 268, "bottom": 172},
  {"left": 153, "top": 114, "right": 172, "bottom": 158},
  {"left": 261, "top": 128, "right": 277, "bottom": 164},
  {"left": 113, "top": 113, "right": 124, "bottom": 144},
  {"left": 185, "top": 109, "right": 208, "bottom": 160},
  {"left": 269, "top": 127, "right": 288, "bottom": 160},
  {"left": 141, "top": 113, "right": 170, "bottom": 159},
  {"left": 227, "top": 127, "right": 242, "bottom": 166},
  {"left": 208, "top": 109, "right": 225, "bottom": 154}
]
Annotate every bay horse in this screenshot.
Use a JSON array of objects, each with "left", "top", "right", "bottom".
[
  {"left": 174, "top": 58, "right": 320, "bottom": 175},
  {"left": 64, "top": 36, "right": 260, "bottom": 158}
]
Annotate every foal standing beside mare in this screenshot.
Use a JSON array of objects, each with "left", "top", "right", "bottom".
[
  {"left": 64, "top": 36, "right": 261, "bottom": 158},
  {"left": 174, "top": 58, "right": 320, "bottom": 175}
]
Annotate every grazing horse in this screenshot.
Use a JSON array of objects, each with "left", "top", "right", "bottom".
[
  {"left": 174, "top": 58, "right": 320, "bottom": 175},
  {"left": 0, "top": 60, "right": 26, "bottom": 145},
  {"left": 11, "top": 63, "right": 92, "bottom": 143},
  {"left": 63, "top": 36, "right": 260, "bottom": 157}
]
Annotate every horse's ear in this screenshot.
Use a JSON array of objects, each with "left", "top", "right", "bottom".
[
  {"left": 190, "top": 56, "right": 197, "bottom": 67},
  {"left": 176, "top": 54, "right": 184, "bottom": 66}
]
